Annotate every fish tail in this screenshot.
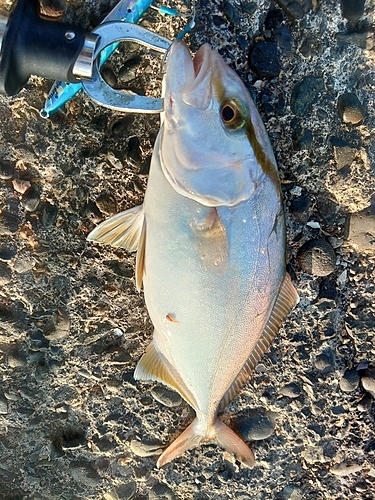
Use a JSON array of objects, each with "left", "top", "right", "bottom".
[{"left": 157, "top": 417, "right": 255, "bottom": 468}]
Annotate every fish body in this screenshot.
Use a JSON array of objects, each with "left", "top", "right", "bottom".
[{"left": 88, "top": 41, "right": 298, "bottom": 467}]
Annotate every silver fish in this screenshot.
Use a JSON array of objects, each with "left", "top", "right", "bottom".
[{"left": 88, "top": 40, "right": 299, "bottom": 468}]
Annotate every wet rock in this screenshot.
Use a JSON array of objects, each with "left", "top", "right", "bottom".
[
  {"left": 273, "top": 0, "right": 311, "bottom": 20},
  {"left": 340, "top": 0, "right": 365, "bottom": 23},
  {"left": 224, "top": 0, "right": 240, "bottom": 25},
  {"left": 279, "top": 382, "right": 301, "bottom": 398},
  {"left": 249, "top": 41, "right": 280, "bottom": 78},
  {"left": 0, "top": 262, "right": 12, "bottom": 285},
  {"left": 289, "top": 195, "right": 311, "bottom": 223},
  {"left": 361, "top": 371, "right": 375, "bottom": 398},
  {"left": 339, "top": 370, "right": 360, "bottom": 392},
  {"left": 0, "top": 212, "right": 20, "bottom": 234},
  {"left": 130, "top": 440, "right": 163, "bottom": 457},
  {"left": 118, "top": 55, "right": 142, "bottom": 84},
  {"left": 41, "top": 202, "right": 58, "bottom": 228},
  {"left": 0, "top": 159, "right": 15, "bottom": 179},
  {"left": 0, "top": 391, "right": 8, "bottom": 414},
  {"left": 238, "top": 409, "right": 275, "bottom": 440},
  {"left": 151, "top": 386, "right": 182, "bottom": 407},
  {"left": 348, "top": 208, "right": 375, "bottom": 253},
  {"left": 314, "top": 351, "right": 335, "bottom": 374},
  {"left": 126, "top": 136, "right": 142, "bottom": 169},
  {"left": 22, "top": 186, "right": 40, "bottom": 212},
  {"left": 95, "top": 193, "right": 117, "bottom": 215},
  {"left": 291, "top": 76, "right": 324, "bottom": 116},
  {"left": 358, "top": 393, "right": 372, "bottom": 412},
  {"left": 297, "top": 239, "right": 336, "bottom": 276},
  {"left": 337, "top": 93, "right": 364, "bottom": 125}
]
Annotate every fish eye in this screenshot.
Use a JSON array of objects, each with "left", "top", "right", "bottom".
[{"left": 220, "top": 99, "right": 246, "bottom": 130}]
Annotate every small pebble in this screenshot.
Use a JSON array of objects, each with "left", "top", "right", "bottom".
[
  {"left": 314, "top": 351, "right": 335, "bottom": 374},
  {"left": 242, "top": 2, "right": 257, "bottom": 15},
  {"left": 118, "top": 55, "right": 142, "bottom": 84},
  {"left": 41, "top": 202, "right": 58, "bottom": 228},
  {"left": 318, "top": 279, "right": 337, "bottom": 301},
  {"left": 130, "top": 440, "right": 163, "bottom": 457},
  {"left": 69, "top": 461, "right": 100, "bottom": 488},
  {"left": 289, "top": 195, "right": 311, "bottom": 224},
  {"left": 238, "top": 409, "right": 275, "bottom": 440},
  {"left": 277, "top": 484, "right": 303, "bottom": 500},
  {"left": 249, "top": 41, "right": 280, "bottom": 78},
  {"left": 224, "top": 0, "right": 241, "bottom": 25},
  {"left": 331, "top": 462, "right": 362, "bottom": 477},
  {"left": 337, "top": 93, "right": 364, "bottom": 125},
  {"left": 149, "top": 483, "right": 176, "bottom": 500},
  {"left": 151, "top": 386, "right": 182, "bottom": 407},
  {"left": 274, "top": 0, "right": 311, "bottom": 20},
  {"left": 0, "top": 159, "right": 15, "bottom": 180},
  {"left": 0, "top": 212, "right": 20, "bottom": 234},
  {"left": 85, "top": 201, "right": 103, "bottom": 223},
  {"left": 297, "top": 239, "right": 336, "bottom": 276},
  {"left": 265, "top": 8, "right": 283, "bottom": 30},
  {"left": 22, "top": 186, "right": 40, "bottom": 212},
  {"left": 348, "top": 208, "right": 375, "bottom": 253},
  {"left": 339, "top": 370, "right": 360, "bottom": 393},
  {"left": 0, "top": 391, "right": 8, "bottom": 414},
  {"left": 95, "top": 193, "right": 118, "bottom": 215},
  {"left": 333, "top": 143, "right": 357, "bottom": 170},
  {"left": 358, "top": 393, "right": 372, "bottom": 412},
  {"left": 291, "top": 76, "right": 324, "bottom": 116},
  {"left": 279, "top": 382, "right": 301, "bottom": 398},
  {"left": 126, "top": 136, "right": 142, "bottom": 169},
  {"left": 361, "top": 371, "right": 375, "bottom": 398},
  {"left": 274, "top": 25, "right": 293, "bottom": 52},
  {"left": 12, "top": 179, "right": 31, "bottom": 194},
  {"left": 0, "top": 262, "right": 12, "bottom": 285},
  {"left": 101, "top": 66, "right": 117, "bottom": 88},
  {"left": 13, "top": 253, "right": 34, "bottom": 274},
  {"left": 340, "top": 0, "right": 365, "bottom": 23}
]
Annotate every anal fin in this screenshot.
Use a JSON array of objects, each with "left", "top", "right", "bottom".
[
  {"left": 134, "top": 341, "right": 198, "bottom": 410},
  {"left": 218, "top": 272, "right": 299, "bottom": 411}
]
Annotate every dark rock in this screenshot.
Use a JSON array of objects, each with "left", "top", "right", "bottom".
[
  {"left": 299, "top": 35, "right": 321, "bottom": 57},
  {"left": 318, "top": 279, "right": 337, "bottom": 301},
  {"left": 361, "top": 371, "right": 375, "bottom": 398},
  {"left": 85, "top": 201, "right": 103, "bottom": 223},
  {"left": 107, "top": 482, "right": 137, "bottom": 500},
  {"left": 118, "top": 55, "right": 142, "bottom": 84},
  {"left": 107, "top": 115, "right": 135, "bottom": 137},
  {"left": 224, "top": 0, "right": 240, "bottom": 25},
  {"left": 93, "top": 435, "right": 117, "bottom": 452},
  {"left": 0, "top": 159, "right": 14, "bottom": 179},
  {"left": 291, "top": 76, "right": 325, "bottom": 116},
  {"left": 237, "top": 409, "right": 275, "bottom": 440},
  {"left": 0, "top": 245, "right": 16, "bottom": 261},
  {"left": 314, "top": 351, "right": 335, "bottom": 374},
  {"left": 22, "top": 186, "right": 40, "bottom": 212},
  {"left": 0, "top": 262, "right": 12, "bottom": 285},
  {"left": 289, "top": 195, "right": 311, "bottom": 224},
  {"left": 0, "top": 391, "right": 8, "bottom": 414},
  {"left": 279, "top": 382, "right": 301, "bottom": 398},
  {"left": 101, "top": 66, "right": 117, "bottom": 88},
  {"left": 358, "top": 393, "right": 372, "bottom": 412},
  {"left": 333, "top": 143, "right": 357, "bottom": 170},
  {"left": 61, "top": 429, "right": 87, "bottom": 450},
  {"left": 336, "top": 30, "right": 371, "bottom": 49},
  {"left": 337, "top": 93, "right": 364, "bottom": 125},
  {"left": 126, "top": 136, "right": 142, "bottom": 169},
  {"left": 139, "top": 154, "right": 151, "bottom": 175},
  {"left": 265, "top": 8, "right": 283, "bottom": 30},
  {"left": 348, "top": 208, "right": 375, "bottom": 253},
  {"left": 297, "top": 239, "right": 336, "bottom": 276},
  {"left": 273, "top": 0, "right": 311, "bottom": 20},
  {"left": 242, "top": 2, "right": 257, "bottom": 15},
  {"left": 274, "top": 25, "right": 293, "bottom": 52},
  {"left": 151, "top": 386, "right": 182, "bottom": 407},
  {"left": 212, "top": 15, "right": 226, "bottom": 27},
  {"left": 339, "top": 370, "right": 360, "bottom": 392},
  {"left": 340, "top": 0, "right": 365, "bottom": 23},
  {"left": 149, "top": 483, "right": 176, "bottom": 500},
  {"left": 249, "top": 41, "right": 280, "bottom": 78},
  {"left": 41, "top": 202, "right": 58, "bottom": 228},
  {"left": 0, "top": 212, "right": 20, "bottom": 234},
  {"left": 95, "top": 193, "right": 117, "bottom": 215}
]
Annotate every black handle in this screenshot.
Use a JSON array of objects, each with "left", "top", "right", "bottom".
[{"left": 0, "top": 0, "right": 86, "bottom": 95}]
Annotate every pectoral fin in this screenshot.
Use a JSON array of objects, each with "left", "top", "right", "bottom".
[
  {"left": 218, "top": 272, "right": 299, "bottom": 411},
  {"left": 191, "top": 208, "right": 229, "bottom": 276},
  {"left": 87, "top": 204, "right": 144, "bottom": 252}
]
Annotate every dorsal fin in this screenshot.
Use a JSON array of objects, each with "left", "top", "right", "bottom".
[
  {"left": 218, "top": 273, "right": 299, "bottom": 412},
  {"left": 87, "top": 204, "right": 144, "bottom": 252},
  {"left": 134, "top": 341, "right": 198, "bottom": 410}
]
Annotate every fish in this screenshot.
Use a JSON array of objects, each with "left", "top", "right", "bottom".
[{"left": 87, "top": 40, "right": 299, "bottom": 468}]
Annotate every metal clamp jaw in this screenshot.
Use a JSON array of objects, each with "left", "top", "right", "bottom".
[{"left": 82, "top": 22, "right": 172, "bottom": 114}]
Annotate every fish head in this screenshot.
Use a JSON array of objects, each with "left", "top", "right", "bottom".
[{"left": 160, "top": 41, "right": 279, "bottom": 207}]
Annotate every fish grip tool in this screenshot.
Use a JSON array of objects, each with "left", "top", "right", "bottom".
[
  {"left": 81, "top": 22, "right": 172, "bottom": 113},
  {"left": 0, "top": 0, "right": 98, "bottom": 95}
]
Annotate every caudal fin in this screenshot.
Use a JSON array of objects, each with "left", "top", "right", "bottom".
[{"left": 157, "top": 417, "right": 255, "bottom": 468}]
